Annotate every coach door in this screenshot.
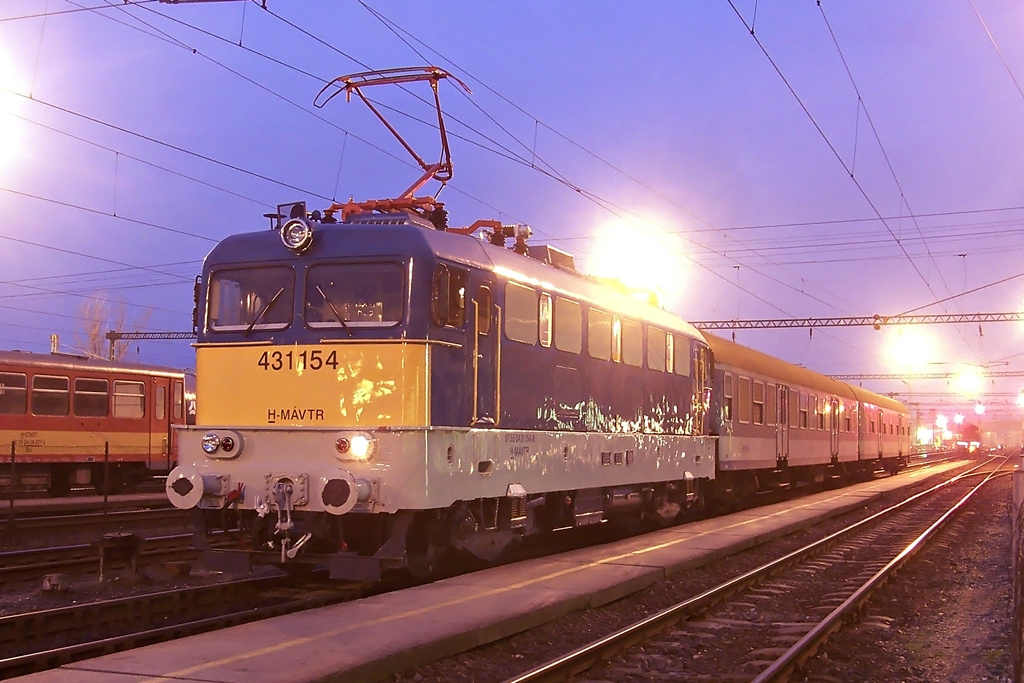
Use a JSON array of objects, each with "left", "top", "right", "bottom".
[
  {"left": 776, "top": 384, "right": 789, "bottom": 464},
  {"left": 472, "top": 284, "right": 499, "bottom": 426},
  {"left": 830, "top": 398, "right": 840, "bottom": 461},
  {"left": 149, "top": 377, "right": 172, "bottom": 470}
]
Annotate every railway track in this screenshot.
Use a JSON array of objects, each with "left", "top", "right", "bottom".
[
  {"left": 502, "top": 458, "right": 1007, "bottom": 682},
  {"left": 0, "top": 572, "right": 369, "bottom": 678}
]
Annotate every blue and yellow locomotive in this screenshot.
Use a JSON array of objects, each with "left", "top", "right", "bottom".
[{"left": 168, "top": 199, "right": 717, "bottom": 580}]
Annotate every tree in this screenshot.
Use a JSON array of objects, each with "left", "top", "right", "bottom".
[{"left": 75, "top": 294, "right": 151, "bottom": 361}]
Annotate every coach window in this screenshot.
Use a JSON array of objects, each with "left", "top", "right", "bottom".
[
  {"left": 73, "top": 378, "right": 108, "bottom": 417},
  {"left": 588, "top": 309, "right": 612, "bottom": 360},
  {"left": 32, "top": 375, "right": 69, "bottom": 416},
  {"left": 0, "top": 372, "right": 27, "bottom": 414},
  {"left": 799, "top": 393, "right": 808, "bottom": 429},
  {"left": 722, "top": 373, "right": 733, "bottom": 421},
  {"left": 155, "top": 385, "right": 166, "bottom": 421},
  {"left": 752, "top": 380, "right": 765, "bottom": 425},
  {"left": 844, "top": 405, "right": 852, "bottom": 432},
  {"left": 611, "top": 316, "right": 622, "bottom": 363},
  {"left": 539, "top": 293, "right": 553, "bottom": 348},
  {"left": 622, "top": 319, "right": 643, "bottom": 367},
  {"left": 173, "top": 380, "right": 184, "bottom": 421},
  {"left": 790, "top": 389, "right": 799, "bottom": 428},
  {"left": 476, "top": 286, "right": 492, "bottom": 335},
  {"left": 647, "top": 327, "right": 666, "bottom": 371},
  {"left": 766, "top": 383, "right": 777, "bottom": 426},
  {"left": 737, "top": 376, "right": 751, "bottom": 423},
  {"left": 672, "top": 335, "right": 690, "bottom": 376},
  {"left": 554, "top": 297, "right": 582, "bottom": 353},
  {"left": 504, "top": 281, "right": 537, "bottom": 344},
  {"left": 113, "top": 381, "right": 145, "bottom": 419},
  {"left": 817, "top": 397, "right": 826, "bottom": 430},
  {"left": 209, "top": 266, "right": 293, "bottom": 332}
]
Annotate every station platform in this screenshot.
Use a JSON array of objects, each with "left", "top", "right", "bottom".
[{"left": 14, "top": 460, "right": 966, "bottom": 683}]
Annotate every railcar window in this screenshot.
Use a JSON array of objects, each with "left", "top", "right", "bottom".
[
  {"left": 789, "top": 388, "right": 798, "bottom": 428},
  {"left": 611, "top": 317, "right": 622, "bottom": 363},
  {"left": 73, "top": 378, "right": 108, "bottom": 417},
  {"left": 209, "top": 266, "right": 293, "bottom": 332},
  {"left": 588, "top": 309, "right": 611, "bottom": 360},
  {"left": 476, "top": 286, "right": 492, "bottom": 335},
  {"left": 844, "top": 408, "right": 852, "bottom": 432},
  {"left": 799, "top": 392, "right": 808, "bottom": 429},
  {"left": 722, "top": 372, "right": 733, "bottom": 421},
  {"left": 155, "top": 385, "right": 166, "bottom": 421},
  {"left": 554, "top": 297, "right": 582, "bottom": 353},
  {"left": 766, "top": 383, "right": 777, "bottom": 426},
  {"left": 0, "top": 372, "right": 27, "bottom": 414},
  {"left": 539, "top": 293, "right": 553, "bottom": 348},
  {"left": 306, "top": 262, "right": 405, "bottom": 329},
  {"left": 752, "top": 380, "right": 765, "bottom": 425},
  {"left": 672, "top": 335, "right": 690, "bottom": 376},
  {"left": 817, "top": 397, "right": 826, "bottom": 430},
  {"left": 647, "top": 327, "right": 666, "bottom": 372},
  {"left": 173, "top": 380, "right": 184, "bottom": 421},
  {"left": 32, "top": 375, "right": 69, "bottom": 416},
  {"left": 504, "top": 281, "right": 538, "bottom": 344},
  {"left": 113, "top": 381, "right": 145, "bottom": 419},
  {"left": 622, "top": 319, "right": 642, "bottom": 367},
  {"left": 737, "top": 376, "right": 751, "bottom": 423}
]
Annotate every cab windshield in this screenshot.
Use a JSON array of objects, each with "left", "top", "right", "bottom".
[
  {"left": 304, "top": 262, "right": 405, "bottom": 329},
  {"left": 208, "top": 266, "right": 294, "bottom": 332}
]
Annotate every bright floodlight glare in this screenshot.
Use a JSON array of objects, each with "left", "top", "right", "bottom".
[
  {"left": 975, "top": 403, "right": 986, "bottom": 416},
  {"left": 935, "top": 414, "right": 948, "bottom": 430},
  {"left": 349, "top": 434, "right": 373, "bottom": 460}
]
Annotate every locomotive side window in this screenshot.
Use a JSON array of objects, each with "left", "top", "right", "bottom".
[
  {"left": 430, "top": 264, "right": 467, "bottom": 328},
  {"left": 32, "top": 375, "right": 69, "bottom": 416},
  {"left": 504, "top": 281, "right": 537, "bottom": 344},
  {"left": 476, "top": 286, "right": 492, "bottom": 335},
  {"left": 113, "top": 381, "right": 146, "bottom": 419},
  {"left": 672, "top": 335, "right": 690, "bottom": 376},
  {"left": 737, "top": 376, "right": 751, "bottom": 423},
  {"left": 209, "top": 266, "right": 294, "bottom": 332},
  {"left": 73, "top": 378, "right": 109, "bottom": 417},
  {"left": 588, "top": 309, "right": 611, "bottom": 360},
  {"left": 621, "top": 319, "right": 642, "bottom": 367},
  {"left": 752, "top": 380, "right": 765, "bottom": 425},
  {"left": 553, "top": 297, "right": 582, "bottom": 353},
  {"left": 539, "top": 293, "right": 553, "bottom": 348},
  {"left": 0, "top": 372, "right": 27, "bottom": 414},
  {"left": 647, "top": 328, "right": 666, "bottom": 371},
  {"left": 306, "top": 262, "right": 405, "bottom": 328}
]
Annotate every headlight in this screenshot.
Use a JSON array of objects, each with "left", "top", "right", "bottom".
[
  {"left": 335, "top": 432, "right": 377, "bottom": 461},
  {"left": 202, "top": 432, "right": 221, "bottom": 454},
  {"left": 280, "top": 218, "right": 314, "bottom": 252}
]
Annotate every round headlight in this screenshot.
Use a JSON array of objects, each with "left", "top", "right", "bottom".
[
  {"left": 281, "top": 218, "right": 314, "bottom": 252},
  {"left": 350, "top": 434, "right": 372, "bottom": 459},
  {"left": 201, "top": 432, "right": 221, "bottom": 454},
  {"left": 335, "top": 432, "right": 377, "bottom": 461}
]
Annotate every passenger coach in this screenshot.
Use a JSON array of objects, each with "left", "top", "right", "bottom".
[{"left": 0, "top": 350, "right": 189, "bottom": 495}]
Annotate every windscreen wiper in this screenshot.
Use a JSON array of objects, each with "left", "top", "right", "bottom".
[
  {"left": 244, "top": 287, "right": 286, "bottom": 337},
  {"left": 316, "top": 285, "right": 353, "bottom": 337}
]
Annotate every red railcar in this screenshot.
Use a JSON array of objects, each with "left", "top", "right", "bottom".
[{"left": 0, "top": 350, "right": 190, "bottom": 495}]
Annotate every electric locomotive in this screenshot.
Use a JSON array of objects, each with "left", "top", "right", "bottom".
[{"left": 168, "top": 200, "right": 717, "bottom": 580}]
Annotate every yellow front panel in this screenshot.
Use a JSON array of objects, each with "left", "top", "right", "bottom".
[{"left": 196, "top": 342, "right": 430, "bottom": 427}]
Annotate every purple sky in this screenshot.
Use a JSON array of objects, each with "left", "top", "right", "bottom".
[{"left": 1, "top": 1, "right": 1023, "bottom": 428}]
